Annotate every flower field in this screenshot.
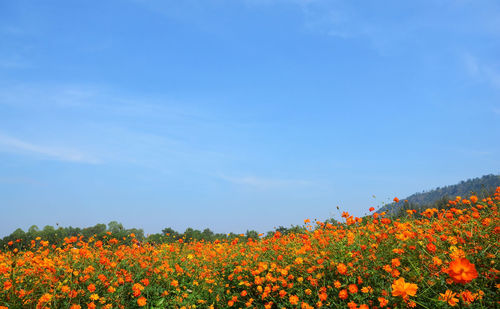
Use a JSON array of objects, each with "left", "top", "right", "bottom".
[{"left": 1, "top": 188, "right": 499, "bottom": 309}]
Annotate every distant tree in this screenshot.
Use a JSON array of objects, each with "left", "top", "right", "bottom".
[
  {"left": 107, "top": 221, "right": 124, "bottom": 234},
  {"left": 28, "top": 225, "right": 39, "bottom": 235},
  {"left": 202, "top": 228, "right": 215, "bottom": 241},
  {"left": 245, "top": 230, "right": 259, "bottom": 240}
]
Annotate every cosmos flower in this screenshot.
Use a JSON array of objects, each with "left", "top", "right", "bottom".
[
  {"left": 446, "top": 258, "right": 478, "bottom": 284},
  {"left": 391, "top": 277, "right": 418, "bottom": 299}
]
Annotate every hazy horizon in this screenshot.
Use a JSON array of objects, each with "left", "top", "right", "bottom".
[{"left": 1, "top": 0, "right": 499, "bottom": 237}]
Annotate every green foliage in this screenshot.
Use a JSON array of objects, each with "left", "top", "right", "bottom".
[
  {"left": 378, "top": 174, "right": 500, "bottom": 217},
  {"left": 0, "top": 222, "right": 145, "bottom": 249}
]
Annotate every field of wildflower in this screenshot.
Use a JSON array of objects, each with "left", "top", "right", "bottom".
[{"left": 1, "top": 188, "right": 499, "bottom": 309}]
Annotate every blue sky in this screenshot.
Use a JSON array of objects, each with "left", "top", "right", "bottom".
[{"left": 1, "top": 0, "right": 499, "bottom": 237}]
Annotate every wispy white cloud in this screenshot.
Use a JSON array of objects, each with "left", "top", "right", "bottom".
[
  {"left": 0, "top": 83, "right": 103, "bottom": 108},
  {"left": 0, "top": 82, "right": 238, "bottom": 170},
  {"left": 0, "top": 58, "right": 29, "bottom": 69},
  {"left": 463, "top": 53, "right": 500, "bottom": 89},
  {"left": 0, "top": 133, "right": 100, "bottom": 164},
  {"left": 221, "top": 175, "right": 312, "bottom": 189}
]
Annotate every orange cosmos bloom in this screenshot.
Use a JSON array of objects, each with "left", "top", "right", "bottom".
[
  {"left": 391, "top": 258, "right": 401, "bottom": 267},
  {"left": 470, "top": 195, "right": 478, "bottom": 203},
  {"left": 289, "top": 295, "right": 299, "bottom": 305},
  {"left": 446, "top": 258, "right": 478, "bottom": 284},
  {"left": 378, "top": 297, "right": 389, "bottom": 307},
  {"left": 391, "top": 277, "right": 418, "bottom": 299},
  {"left": 347, "top": 301, "right": 357, "bottom": 309},
  {"left": 393, "top": 197, "right": 400, "bottom": 203},
  {"left": 137, "top": 297, "right": 147, "bottom": 307},
  {"left": 369, "top": 207, "right": 375, "bottom": 212},
  {"left": 3, "top": 281, "right": 12, "bottom": 290},
  {"left": 433, "top": 256, "right": 442, "bottom": 266},
  {"left": 337, "top": 263, "right": 347, "bottom": 275},
  {"left": 38, "top": 293, "right": 52, "bottom": 303},
  {"left": 70, "top": 305, "right": 81, "bottom": 309},
  {"left": 348, "top": 284, "right": 358, "bottom": 294},
  {"left": 439, "top": 290, "right": 459, "bottom": 306},
  {"left": 460, "top": 290, "right": 477, "bottom": 304},
  {"left": 339, "top": 289, "right": 348, "bottom": 300},
  {"left": 87, "top": 283, "right": 96, "bottom": 293}
]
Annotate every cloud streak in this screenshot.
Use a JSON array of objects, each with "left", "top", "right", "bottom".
[
  {"left": 221, "top": 175, "right": 312, "bottom": 190},
  {"left": 464, "top": 53, "right": 500, "bottom": 89},
  {"left": 0, "top": 82, "right": 237, "bottom": 170},
  {"left": 0, "top": 133, "right": 100, "bottom": 164}
]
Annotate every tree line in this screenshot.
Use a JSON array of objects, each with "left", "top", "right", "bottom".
[{"left": 0, "top": 220, "right": 311, "bottom": 249}]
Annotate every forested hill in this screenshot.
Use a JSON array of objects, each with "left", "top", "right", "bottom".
[{"left": 377, "top": 174, "right": 500, "bottom": 216}]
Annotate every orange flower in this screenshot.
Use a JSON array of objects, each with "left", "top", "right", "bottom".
[
  {"left": 70, "top": 305, "right": 81, "bottom": 309},
  {"left": 61, "top": 285, "right": 70, "bottom": 293},
  {"left": 432, "top": 256, "right": 442, "bottom": 266},
  {"left": 137, "top": 297, "right": 147, "bottom": 307},
  {"left": 348, "top": 284, "right": 358, "bottom": 294},
  {"left": 339, "top": 289, "right": 348, "bottom": 300},
  {"left": 319, "top": 292, "right": 327, "bottom": 301},
  {"left": 3, "top": 281, "right": 12, "bottom": 290},
  {"left": 391, "top": 258, "right": 401, "bottom": 267},
  {"left": 87, "top": 283, "right": 96, "bottom": 293},
  {"left": 369, "top": 207, "right": 375, "bottom": 212},
  {"left": 378, "top": 297, "right": 388, "bottom": 307},
  {"left": 439, "top": 290, "right": 459, "bottom": 306},
  {"left": 426, "top": 242, "right": 436, "bottom": 253},
  {"left": 470, "top": 195, "right": 478, "bottom": 203},
  {"left": 391, "top": 277, "right": 418, "bottom": 299},
  {"left": 289, "top": 295, "right": 299, "bottom": 305},
  {"left": 460, "top": 290, "right": 477, "bottom": 304},
  {"left": 132, "top": 283, "right": 144, "bottom": 297},
  {"left": 446, "top": 258, "right": 478, "bottom": 284},
  {"left": 393, "top": 197, "right": 400, "bottom": 203},
  {"left": 337, "top": 263, "right": 347, "bottom": 275},
  {"left": 140, "top": 278, "right": 150, "bottom": 286},
  {"left": 38, "top": 293, "right": 52, "bottom": 303}
]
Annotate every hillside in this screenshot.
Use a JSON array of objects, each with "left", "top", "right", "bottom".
[{"left": 377, "top": 174, "right": 500, "bottom": 216}]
